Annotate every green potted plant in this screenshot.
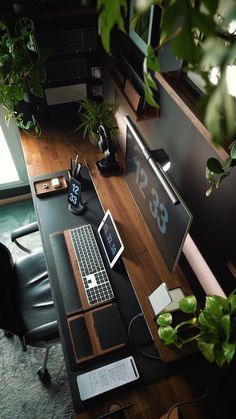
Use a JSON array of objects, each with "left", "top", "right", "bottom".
[
  {"left": 156, "top": 292, "right": 236, "bottom": 367},
  {"left": 0, "top": 17, "right": 49, "bottom": 136},
  {"left": 76, "top": 98, "right": 118, "bottom": 146}
]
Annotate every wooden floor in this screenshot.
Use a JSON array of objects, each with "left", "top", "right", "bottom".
[{"left": 20, "top": 126, "right": 228, "bottom": 419}]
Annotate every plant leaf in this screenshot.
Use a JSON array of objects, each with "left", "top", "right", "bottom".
[
  {"left": 179, "top": 295, "right": 197, "bottom": 313},
  {"left": 207, "top": 158, "right": 224, "bottom": 174},
  {"left": 205, "top": 296, "right": 223, "bottom": 319},
  {"left": 218, "top": 314, "right": 230, "bottom": 341},
  {"left": 146, "top": 45, "right": 160, "bottom": 72},
  {"left": 223, "top": 342, "right": 236, "bottom": 364},
  {"left": 197, "top": 340, "right": 215, "bottom": 362},
  {"left": 214, "top": 347, "right": 226, "bottom": 367},
  {"left": 228, "top": 294, "right": 236, "bottom": 314},
  {"left": 156, "top": 312, "right": 172, "bottom": 327},
  {"left": 198, "top": 312, "right": 209, "bottom": 327},
  {"left": 143, "top": 73, "right": 159, "bottom": 107},
  {"left": 97, "top": 0, "right": 127, "bottom": 53},
  {"left": 158, "top": 325, "right": 176, "bottom": 345}
]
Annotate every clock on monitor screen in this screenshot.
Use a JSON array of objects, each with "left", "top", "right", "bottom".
[{"left": 124, "top": 115, "right": 192, "bottom": 273}]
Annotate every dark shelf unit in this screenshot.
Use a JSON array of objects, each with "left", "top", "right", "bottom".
[
  {"left": 4, "top": 5, "right": 103, "bottom": 124},
  {"left": 109, "top": 55, "right": 160, "bottom": 122}
]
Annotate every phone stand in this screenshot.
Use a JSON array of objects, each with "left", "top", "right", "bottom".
[{"left": 69, "top": 201, "right": 87, "bottom": 215}]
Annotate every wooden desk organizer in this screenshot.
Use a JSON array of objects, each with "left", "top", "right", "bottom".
[
  {"left": 68, "top": 304, "right": 127, "bottom": 364},
  {"left": 34, "top": 175, "right": 67, "bottom": 196}
]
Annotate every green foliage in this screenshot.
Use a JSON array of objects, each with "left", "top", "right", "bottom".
[
  {"left": 76, "top": 98, "right": 119, "bottom": 145},
  {"left": 206, "top": 139, "right": 236, "bottom": 195},
  {"left": 0, "top": 17, "right": 49, "bottom": 136},
  {"left": 96, "top": 0, "right": 236, "bottom": 193},
  {"left": 156, "top": 291, "right": 236, "bottom": 367},
  {"left": 97, "top": 0, "right": 127, "bottom": 53}
]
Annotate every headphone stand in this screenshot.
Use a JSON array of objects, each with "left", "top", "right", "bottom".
[{"left": 96, "top": 160, "right": 120, "bottom": 177}]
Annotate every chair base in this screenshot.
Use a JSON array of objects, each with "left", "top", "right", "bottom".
[{"left": 37, "top": 366, "right": 51, "bottom": 383}]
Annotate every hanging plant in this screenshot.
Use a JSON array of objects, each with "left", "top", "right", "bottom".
[{"left": 0, "top": 17, "right": 50, "bottom": 137}]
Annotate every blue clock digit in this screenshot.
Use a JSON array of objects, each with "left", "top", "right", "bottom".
[
  {"left": 149, "top": 188, "right": 160, "bottom": 218},
  {"left": 157, "top": 203, "right": 168, "bottom": 234},
  {"left": 135, "top": 157, "right": 169, "bottom": 235}
]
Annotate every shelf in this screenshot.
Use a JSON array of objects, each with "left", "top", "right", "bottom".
[
  {"left": 109, "top": 67, "right": 160, "bottom": 122},
  {"left": 2, "top": 6, "right": 97, "bottom": 20},
  {"left": 155, "top": 71, "right": 229, "bottom": 161}
]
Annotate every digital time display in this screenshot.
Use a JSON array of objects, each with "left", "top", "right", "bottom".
[
  {"left": 124, "top": 116, "right": 192, "bottom": 273},
  {"left": 98, "top": 210, "right": 124, "bottom": 268},
  {"left": 68, "top": 177, "right": 81, "bottom": 209}
]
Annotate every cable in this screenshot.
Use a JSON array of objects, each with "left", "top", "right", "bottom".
[
  {"left": 128, "top": 313, "right": 161, "bottom": 360},
  {"left": 166, "top": 387, "right": 208, "bottom": 419}
]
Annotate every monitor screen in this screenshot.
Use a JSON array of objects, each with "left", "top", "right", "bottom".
[
  {"left": 98, "top": 209, "right": 124, "bottom": 268},
  {"left": 124, "top": 115, "right": 192, "bottom": 273}
]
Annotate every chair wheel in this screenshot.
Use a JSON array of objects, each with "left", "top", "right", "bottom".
[{"left": 37, "top": 367, "right": 51, "bottom": 383}]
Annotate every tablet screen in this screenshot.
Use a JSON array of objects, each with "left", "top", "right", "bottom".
[{"left": 98, "top": 210, "right": 124, "bottom": 268}]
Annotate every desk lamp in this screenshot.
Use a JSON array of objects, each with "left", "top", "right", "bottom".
[
  {"left": 151, "top": 148, "right": 171, "bottom": 172},
  {"left": 96, "top": 124, "right": 119, "bottom": 176}
]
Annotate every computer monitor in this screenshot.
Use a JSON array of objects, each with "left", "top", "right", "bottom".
[{"left": 124, "top": 115, "right": 192, "bottom": 273}]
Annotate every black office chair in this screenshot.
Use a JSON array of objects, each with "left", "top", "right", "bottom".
[{"left": 0, "top": 222, "right": 59, "bottom": 383}]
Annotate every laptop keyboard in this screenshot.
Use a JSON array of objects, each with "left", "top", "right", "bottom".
[{"left": 70, "top": 225, "right": 114, "bottom": 306}]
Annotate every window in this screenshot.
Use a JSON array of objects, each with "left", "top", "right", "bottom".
[{"left": 0, "top": 107, "right": 29, "bottom": 195}]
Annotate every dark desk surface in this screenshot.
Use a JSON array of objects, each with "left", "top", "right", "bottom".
[{"left": 30, "top": 168, "right": 186, "bottom": 413}]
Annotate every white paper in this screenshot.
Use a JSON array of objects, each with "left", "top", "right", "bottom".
[
  {"left": 77, "top": 356, "right": 139, "bottom": 401},
  {"left": 148, "top": 283, "right": 172, "bottom": 316},
  {"left": 162, "top": 287, "right": 185, "bottom": 312}
]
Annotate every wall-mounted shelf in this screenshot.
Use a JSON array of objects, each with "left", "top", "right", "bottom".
[
  {"left": 155, "top": 71, "right": 229, "bottom": 161},
  {"left": 110, "top": 66, "right": 160, "bottom": 122}
]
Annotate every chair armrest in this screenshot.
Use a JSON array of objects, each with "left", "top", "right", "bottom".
[
  {"left": 11, "top": 222, "right": 39, "bottom": 241},
  {"left": 24, "top": 320, "right": 59, "bottom": 345},
  {"left": 11, "top": 222, "right": 39, "bottom": 254}
]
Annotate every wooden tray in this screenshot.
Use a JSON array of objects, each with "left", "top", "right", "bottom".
[{"left": 34, "top": 175, "right": 68, "bottom": 196}]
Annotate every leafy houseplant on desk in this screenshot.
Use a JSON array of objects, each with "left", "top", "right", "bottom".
[
  {"left": 156, "top": 292, "right": 236, "bottom": 367},
  {"left": 76, "top": 98, "right": 118, "bottom": 146},
  {"left": 0, "top": 17, "right": 49, "bottom": 137}
]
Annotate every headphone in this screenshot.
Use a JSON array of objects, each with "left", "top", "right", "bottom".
[{"left": 98, "top": 124, "right": 116, "bottom": 166}]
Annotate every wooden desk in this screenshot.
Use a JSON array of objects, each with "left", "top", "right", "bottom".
[{"left": 20, "top": 126, "right": 218, "bottom": 419}]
